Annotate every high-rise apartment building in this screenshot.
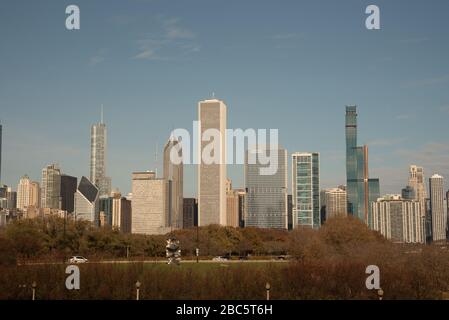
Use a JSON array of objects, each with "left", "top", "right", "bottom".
[
  {"left": 198, "top": 98, "right": 227, "bottom": 226},
  {"left": 112, "top": 191, "right": 131, "bottom": 233},
  {"left": 345, "top": 106, "right": 380, "bottom": 226},
  {"left": 17, "top": 175, "right": 39, "bottom": 210},
  {"left": 74, "top": 176, "right": 99, "bottom": 224},
  {"left": 6, "top": 187, "right": 16, "bottom": 209},
  {"left": 41, "top": 164, "right": 61, "bottom": 209},
  {"left": 322, "top": 187, "right": 347, "bottom": 219},
  {"left": 245, "top": 146, "right": 288, "bottom": 229},
  {"left": 372, "top": 195, "right": 425, "bottom": 243},
  {"left": 163, "top": 137, "right": 183, "bottom": 229},
  {"left": 429, "top": 174, "right": 446, "bottom": 242},
  {"left": 131, "top": 171, "right": 170, "bottom": 235},
  {"left": 90, "top": 110, "right": 111, "bottom": 198},
  {"left": 292, "top": 152, "right": 320, "bottom": 229}
]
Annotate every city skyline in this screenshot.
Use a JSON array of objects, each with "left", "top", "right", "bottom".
[{"left": 1, "top": 0, "right": 449, "bottom": 196}]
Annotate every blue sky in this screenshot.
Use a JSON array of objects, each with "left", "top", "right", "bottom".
[{"left": 1, "top": 0, "right": 449, "bottom": 197}]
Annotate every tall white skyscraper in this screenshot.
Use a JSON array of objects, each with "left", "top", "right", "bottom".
[
  {"left": 163, "top": 137, "right": 183, "bottom": 229},
  {"left": 245, "top": 146, "right": 288, "bottom": 229},
  {"left": 17, "top": 175, "right": 31, "bottom": 211},
  {"left": 323, "top": 187, "right": 347, "bottom": 219},
  {"left": 429, "top": 174, "right": 446, "bottom": 242},
  {"left": 90, "top": 108, "right": 111, "bottom": 197},
  {"left": 17, "top": 175, "right": 40, "bottom": 210},
  {"left": 372, "top": 194, "right": 425, "bottom": 243},
  {"left": 292, "top": 152, "right": 320, "bottom": 229},
  {"left": 41, "top": 164, "right": 61, "bottom": 209},
  {"left": 198, "top": 98, "right": 227, "bottom": 226}
]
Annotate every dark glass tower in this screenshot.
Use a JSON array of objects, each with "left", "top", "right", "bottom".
[{"left": 345, "top": 106, "right": 380, "bottom": 226}]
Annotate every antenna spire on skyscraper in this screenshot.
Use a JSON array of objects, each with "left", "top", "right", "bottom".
[{"left": 101, "top": 104, "right": 104, "bottom": 124}]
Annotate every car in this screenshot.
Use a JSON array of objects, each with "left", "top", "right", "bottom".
[{"left": 68, "top": 256, "right": 88, "bottom": 264}]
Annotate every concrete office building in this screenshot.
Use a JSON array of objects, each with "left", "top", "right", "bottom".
[
  {"left": 198, "top": 98, "right": 227, "bottom": 226},
  {"left": 163, "top": 137, "right": 183, "bottom": 229},
  {"left": 245, "top": 146, "right": 288, "bottom": 229},
  {"left": 41, "top": 164, "right": 61, "bottom": 209},
  {"left": 131, "top": 171, "right": 170, "bottom": 235},
  {"left": 429, "top": 174, "right": 447, "bottom": 242}
]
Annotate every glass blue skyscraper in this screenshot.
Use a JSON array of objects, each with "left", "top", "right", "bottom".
[
  {"left": 345, "top": 106, "right": 380, "bottom": 226},
  {"left": 292, "top": 152, "right": 320, "bottom": 229}
]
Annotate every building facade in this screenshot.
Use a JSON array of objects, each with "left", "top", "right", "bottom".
[
  {"left": 60, "top": 174, "right": 77, "bottom": 213},
  {"left": 345, "top": 105, "right": 380, "bottom": 226},
  {"left": 131, "top": 171, "right": 170, "bottom": 235},
  {"left": 198, "top": 98, "right": 227, "bottom": 226},
  {"left": 41, "top": 164, "right": 61, "bottom": 209},
  {"left": 225, "top": 179, "right": 239, "bottom": 227},
  {"left": 409, "top": 165, "right": 427, "bottom": 204},
  {"left": 90, "top": 115, "right": 111, "bottom": 198},
  {"left": 323, "top": 187, "right": 347, "bottom": 219},
  {"left": 74, "top": 176, "right": 99, "bottom": 224},
  {"left": 183, "top": 198, "right": 198, "bottom": 229},
  {"left": 112, "top": 193, "right": 131, "bottom": 233},
  {"left": 429, "top": 174, "right": 446, "bottom": 242},
  {"left": 245, "top": 146, "right": 288, "bottom": 229},
  {"left": 371, "top": 195, "right": 425, "bottom": 243},
  {"left": 17, "top": 175, "right": 39, "bottom": 211},
  {"left": 163, "top": 137, "right": 183, "bottom": 229},
  {"left": 292, "top": 152, "right": 320, "bottom": 229}
]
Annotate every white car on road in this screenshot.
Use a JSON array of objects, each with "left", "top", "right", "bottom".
[{"left": 68, "top": 256, "right": 88, "bottom": 264}]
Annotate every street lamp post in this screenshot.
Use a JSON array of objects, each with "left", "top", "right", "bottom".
[
  {"left": 135, "top": 281, "right": 141, "bottom": 301},
  {"left": 265, "top": 282, "right": 271, "bottom": 301},
  {"left": 31, "top": 281, "right": 37, "bottom": 301},
  {"left": 196, "top": 224, "right": 199, "bottom": 263}
]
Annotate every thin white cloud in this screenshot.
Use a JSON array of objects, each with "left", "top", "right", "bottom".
[{"left": 134, "top": 17, "right": 199, "bottom": 60}]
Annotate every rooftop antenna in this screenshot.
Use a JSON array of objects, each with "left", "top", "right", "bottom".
[
  {"left": 101, "top": 104, "right": 104, "bottom": 124},
  {"left": 212, "top": 92, "right": 215, "bottom": 99}
]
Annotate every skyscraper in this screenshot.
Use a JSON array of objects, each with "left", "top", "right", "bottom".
[
  {"left": 372, "top": 194, "right": 425, "bottom": 243},
  {"left": 225, "top": 179, "right": 239, "bottom": 227},
  {"left": 183, "top": 198, "right": 198, "bottom": 229},
  {"left": 345, "top": 105, "right": 380, "bottom": 226},
  {"left": 41, "top": 164, "right": 61, "bottom": 209},
  {"left": 131, "top": 171, "right": 170, "bottom": 235},
  {"left": 429, "top": 174, "right": 446, "bottom": 242},
  {"left": 74, "top": 176, "right": 99, "bottom": 224},
  {"left": 322, "top": 187, "right": 348, "bottom": 219},
  {"left": 17, "top": 175, "right": 39, "bottom": 210},
  {"left": 198, "top": 98, "right": 227, "bottom": 226},
  {"left": 408, "top": 165, "right": 427, "bottom": 204},
  {"left": 245, "top": 146, "right": 288, "bottom": 229},
  {"left": 292, "top": 152, "right": 320, "bottom": 229},
  {"left": 112, "top": 191, "right": 132, "bottom": 233},
  {"left": 163, "top": 137, "right": 183, "bottom": 229},
  {"left": 90, "top": 108, "right": 111, "bottom": 197},
  {"left": 60, "top": 174, "right": 77, "bottom": 213}
]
